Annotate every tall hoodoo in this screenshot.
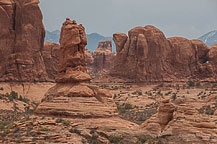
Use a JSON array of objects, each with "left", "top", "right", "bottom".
[
  {"left": 0, "top": 0, "right": 48, "bottom": 82},
  {"left": 35, "top": 19, "right": 118, "bottom": 118},
  {"left": 56, "top": 18, "right": 91, "bottom": 83}
]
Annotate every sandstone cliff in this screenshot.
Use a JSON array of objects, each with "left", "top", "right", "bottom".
[
  {"left": 42, "top": 41, "right": 59, "bottom": 81},
  {"left": 0, "top": 0, "right": 48, "bottom": 82},
  {"left": 111, "top": 25, "right": 217, "bottom": 82}
]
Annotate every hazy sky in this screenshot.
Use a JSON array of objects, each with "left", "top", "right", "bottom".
[{"left": 39, "top": 0, "right": 217, "bottom": 39}]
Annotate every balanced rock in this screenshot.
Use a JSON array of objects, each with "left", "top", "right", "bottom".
[
  {"left": 93, "top": 40, "right": 116, "bottom": 71},
  {"left": 35, "top": 19, "right": 118, "bottom": 118},
  {"left": 0, "top": 0, "right": 48, "bottom": 82}
]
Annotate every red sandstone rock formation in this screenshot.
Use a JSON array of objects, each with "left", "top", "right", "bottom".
[
  {"left": 141, "top": 99, "right": 175, "bottom": 134},
  {"left": 85, "top": 48, "right": 94, "bottom": 73},
  {"left": 141, "top": 102, "right": 217, "bottom": 143},
  {"left": 35, "top": 19, "right": 118, "bottom": 118},
  {"left": 0, "top": 0, "right": 48, "bottom": 82},
  {"left": 111, "top": 25, "right": 216, "bottom": 82},
  {"left": 208, "top": 44, "right": 217, "bottom": 63},
  {"left": 93, "top": 40, "right": 115, "bottom": 72},
  {"left": 42, "top": 41, "right": 59, "bottom": 81},
  {"left": 111, "top": 26, "right": 174, "bottom": 82},
  {"left": 85, "top": 48, "right": 94, "bottom": 67}
]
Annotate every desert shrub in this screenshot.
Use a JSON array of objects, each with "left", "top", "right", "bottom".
[
  {"left": 55, "top": 118, "right": 64, "bottom": 123},
  {"left": 132, "top": 91, "right": 137, "bottom": 95},
  {"left": 55, "top": 118, "right": 70, "bottom": 126},
  {"left": 63, "top": 120, "right": 70, "bottom": 126},
  {"left": 16, "top": 138, "right": 24, "bottom": 143},
  {"left": 113, "top": 94, "right": 117, "bottom": 99},
  {"left": 108, "top": 135, "right": 123, "bottom": 143},
  {"left": 81, "top": 139, "right": 86, "bottom": 144},
  {"left": 69, "top": 128, "right": 81, "bottom": 135},
  {"left": 138, "top": 91, "right": 143, "bottom": 95},
  {"left": 197, "top": 105, "right": 216, "bottom": 115},
  {"left": 157, "top": 83, "right": 164, "bottom": 88},
  {"left": 20, "top": 96, "right": 30, "bottom": 103},
  {"left": 212, "top": 83, "right": 217, "bottom": 87},
  {"left": 38, "top": 128, "right": 50, "bottom": 131},
  {"left": 0, "top": 87, "right": 3, "bottom": 91},
  {"left": 112, "top": 86, "right": 119, "bottom": 90},
  {"left": 90, "top": 129, "right": 96, "bottom": 134},
  {"left": 187, "top": 80, "right": 194, "bottom": 87},
  {"left": 145, "top": 91, "right": 153, "bottom": 96},
  {"left": 138, "top": 136, "right": 147, "bottom": 143},
  {"left": 13, "top": 103, "right": 19, "bottom": 112},
  {"left": 196, "top": 82, "right": 201, "bottom": 88},
  {"left": 165, "top": 91, "right": 172, "bottom": 96},
  {"left": 176, "top": 84, "right": 180, "bottom": 90},
  {"left": 171, "top": 93, "right": 177, "bottom": 101},
  {"left": 0, "top": 129, "right": 10, "bottom": 137},
  {"left": 30, "top": 131, "right": 38, "bottom": 137},
  {"left": 157, "top": 91, "right": 163, "bottom": 96},
  {"left": 124, "top": 103, "right": 134, "bottom": 110}
]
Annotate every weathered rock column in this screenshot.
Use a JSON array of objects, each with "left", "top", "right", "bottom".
[{"left": 35, "top": 19, "right": 118, "bottom": 118}]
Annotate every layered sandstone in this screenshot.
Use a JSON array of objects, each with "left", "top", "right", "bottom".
[
  {"left": 111, "top": 25, "right": 216, "bottom": 82},
  {"left": 141, "top": 102, "right": 217, "bottom": 143},
  {"left": 93, "top": 40, "right": 116, "bottom": 71},
  {"left": 0, "top": 0, "right": 48, "bottom": 82},
  {"left": 35, "top": 19, "right": 118, "bottom": 118}
]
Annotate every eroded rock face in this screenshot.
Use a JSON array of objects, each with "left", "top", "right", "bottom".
[
  {"left": 141, "top": 99, "right": 175, "bottom": 134},
  {"left": 208, "top": 44, "right": 217, "bottom": 63},
  {"left": 93, "top": 40, "right": 116, "bottom": 71},
  {"left": 141, "top": 103, "right": 217, "bottom": 143},
  {"left": 55, "top": 19, "right": 90, "bottom": 83},
  {"left": 111, "top": 25, "right": 216, "bottom": 82},
  {"left": 85, "top": 48, "right": 94, "bottom": 73},
  {"left": 35, "top": 19, "right": 118, "bottom": 118},
  {"left": 141, "top": 100, "right": 217, "bottom": 143},
  {"left": 85, "top": 48, "right": 94, "bottom": 66},
  {"left": 0, "top": 0, "right": 48, "bottom": 82},
  {"left": 111, "top": 26, "right": 173, "bottom": 82},
  {"left": 42, "top": 41, "right": 59, "bottom": 81}
]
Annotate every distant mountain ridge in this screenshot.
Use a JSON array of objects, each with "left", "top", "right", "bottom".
[
  {"left": 198, "top": 30, "right": 217, "bottom": 46},
  {"left": 45, "top": 30, "right": 115, "bottom": 52}
]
